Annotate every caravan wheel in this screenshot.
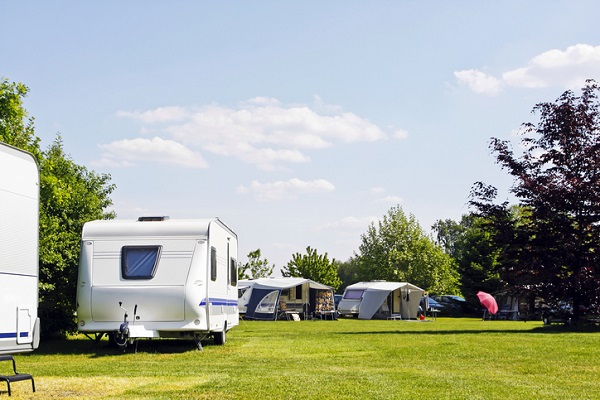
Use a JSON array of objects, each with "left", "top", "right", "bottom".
[{"left": 213, "top": 323, "right": 227, "bottom": 345}]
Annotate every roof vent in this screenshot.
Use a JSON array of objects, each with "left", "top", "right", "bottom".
[{"left": 137, "top": 216, "right": 170, "bottom": 222}]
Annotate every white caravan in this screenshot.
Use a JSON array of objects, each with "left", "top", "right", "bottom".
[
  {"left": 76, "top": 217, "right": 239, "bottom": 349},
  {"left": 0, "top": 143, "right": 40, "bottom": 354}
]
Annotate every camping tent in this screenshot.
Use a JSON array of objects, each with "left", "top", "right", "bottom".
[
  {"left": 239, "top": 277, "right": 335, "bottom": 320},
  {"left": 338, "top": 281, "right": 424, "bottom": 320}
]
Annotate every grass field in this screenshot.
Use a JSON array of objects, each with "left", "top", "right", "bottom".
[{"left": 3, "top": 318, "right": 600, "bottom": 399}]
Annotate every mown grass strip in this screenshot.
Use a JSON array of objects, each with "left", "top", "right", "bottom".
[{"left": 4, "top": 318, "right": 600, "bottom": 399}]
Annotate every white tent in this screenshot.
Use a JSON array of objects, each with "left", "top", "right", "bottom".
[
  {"left": 239, "top": 277, "right": 335, "bottom": 320},
  {"left": 338, "top": 281, "right": 424, "bottom": 320}
]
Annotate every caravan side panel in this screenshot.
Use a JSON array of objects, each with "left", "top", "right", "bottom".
[
  {"left": 202, "top": 221, "right": 239, "bottom": 332},
  {"left": 0, "top": 143, "right": 40, "bottom": 354}
]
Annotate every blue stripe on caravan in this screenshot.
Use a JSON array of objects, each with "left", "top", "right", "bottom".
[
  {"left": 0, "top": 332, "right": 30, "bottom": 339},
  {"left": 199, "top": 298, "right": 238, "bottom": 307}
]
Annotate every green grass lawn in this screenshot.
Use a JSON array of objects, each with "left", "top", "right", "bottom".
[{"left": 4, "top": 318, "right": 600, "bottom": 399}]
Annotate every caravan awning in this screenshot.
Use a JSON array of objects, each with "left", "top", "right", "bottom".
[
  {"left": 240, "top": 277, "right": 334, "bottom": 320},
  {"left": 241, "top": 277, "right": 332, "bottom": 291},
  {"left": 344, "top": 281, "right": 424, "bottom": 320}
]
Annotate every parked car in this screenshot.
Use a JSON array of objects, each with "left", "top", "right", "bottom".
[
  {"left": 334, "top": 294, "right": 343, "bottom": 317},
  {"left": 432, "top": 295, "right": 465, "bottom": 309},
  {"left": 334, "top": 294, "right": 343, "bottom": 308},
  {"left": 432, "top": 295, "right": 465, "bottom": 305},
  {"left": 430, "top": 295, "right": 466, "bottom": 316},
  {"left": 542, "top": 303, "right": 600, "bottom": 326},
  {"left": 418, "top": 297, "right": 444, "bottom": 316}
]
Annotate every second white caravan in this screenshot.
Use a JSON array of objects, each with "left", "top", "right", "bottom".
[
  {"left": 0, "top": 142, "right": 40, "bottom": 355},
  {"left": 76, "top": 216, "right": 239, "bottom": 349}
]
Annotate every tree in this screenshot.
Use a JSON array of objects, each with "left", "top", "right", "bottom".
[
  {"left": 2, "top": 75, "right": 116, "bottom": 336},
  {"left": 0, "top": 77, "right": 40, "bottom": 157},
  {"left": 38, "top": 136, "right": 116, "bottom": 336},
  {"left": 470, "top": 80, "right": 600, "bottom": 322},
  {"left": 239, "top": 248, "right": 275, "bottom": 280},
  {"left": 431, "top": 218, "right": 464, "bottom": 259},
  {"left": 337, "top": 257, "right": 361, "bottom": 293},
  {"left": 355, "top": 205, "right": 460, "bottom": 294},
  {"left": 281, "top": 246, "right": 342, "bottom": 291},
  {"left": 433, "top": 214, "right": 502, "bottom": 311}
]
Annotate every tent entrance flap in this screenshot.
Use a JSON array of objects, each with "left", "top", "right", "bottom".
[
  {"left": 244, "top": 288, "right": 280, "bottom": 320},
  {"left": 358, "top": 290, "right": 389, "bottom": 319}
]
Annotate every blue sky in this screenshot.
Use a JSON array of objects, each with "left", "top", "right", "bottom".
[{"left": 2, "top": 2, "right": 600, "bottom": 271}]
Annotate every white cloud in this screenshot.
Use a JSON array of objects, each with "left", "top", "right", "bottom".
[
  {"left": 455, "top": 44, "right": 600, "bottom": 95},
  {"left": 93, "top": 137, "right": 208, "bottom": 168},
  {"left": 116, "top": 106, "right": 190, "bottom": 124},
  {"left": 366, "top": 187, "right": 403, "bottom": 204},
  {"left": 114, "top": 97, "right": 389, "bottom": 170},
  {"left": 393, "top": 129, "right": 409, "bottom": 140},
  {"left": 502, "top": 44, "right": 600, "bottom": 89},
  {"left": 454, "top": 69, "right": 504, "bottom": 95},
  {"left": 236, "top": 178, "right": 335, "bottom": 201}
]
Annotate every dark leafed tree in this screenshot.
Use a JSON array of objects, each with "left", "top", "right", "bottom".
[
  {"left": 470, "top": 80, "right": 600, "bottom": 322},
  {"left": 239, "top": 248, "right": 275, "bottom": 280},
  {"left": 281, "top": 246, "right": 342, "bottom": 291}
]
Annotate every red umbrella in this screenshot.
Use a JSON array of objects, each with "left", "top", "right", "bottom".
[{"left": 476, "top": 291, "right": 498, "bottom": 315}]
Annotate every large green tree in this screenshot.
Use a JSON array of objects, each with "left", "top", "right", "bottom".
[
  {"left": 239, "top": 248, "right": 275, "bottom": 280},
  {"left": 336, "top": 257, "right": 361, "bottom": 293},
  {"left": 0, "top": 77, "right": 40, "bottom": 157},
  {"left": 355, "top": 205, "right": 460, "bottom": 294},
  {"left": 433, "top": 214, "right": 502, "bottom": 310},
  {"left": 471, "top": 80, "right": 600, "bottom": 322},
  {"left": 39, "top": 137, "right": 115, "bottom": 336},
  {"left": 1, "top": 77, "right": 115, "bottom": 336},
  {"left": 281, "top": 246, "right": 342, "bottom": 291}
]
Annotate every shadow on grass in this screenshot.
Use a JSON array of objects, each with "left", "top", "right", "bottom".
[
  {"left": 337, "top": 325, "right": 600, "bottom": 336},
  {"left": 24, "top": 336, "right": 212, "bottom": 357}
]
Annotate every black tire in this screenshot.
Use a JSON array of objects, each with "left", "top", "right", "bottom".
[
  {"left": 213, "top": 323, "right": 227, "bottom": 345},
  {"left": 107, "top": 332, "right": 119, "bottom": 348}
]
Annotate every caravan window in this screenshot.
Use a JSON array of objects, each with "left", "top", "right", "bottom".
[
  {"left": 343, "top": 290, "right": 364, "bottom": 300},
  {"left": 230, "top": 257, "right": 237, "bottom": 286},
  {"left": 211, "top": 247, "right": 217, "bottom": 281},
  {"left": 121, "top": 246, "right": 161, "bottom": 280}
]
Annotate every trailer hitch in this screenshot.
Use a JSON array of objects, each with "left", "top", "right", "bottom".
[{"left": 115, "top": 302, "right": 138, "bottom": 349}]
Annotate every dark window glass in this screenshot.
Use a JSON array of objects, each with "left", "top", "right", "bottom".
[
  {"left": 230, "top": 258, "right": 237, "bottom": 286},
  {"left": 343, "top": 290, "right": 364, "bottom": 300},
  {"left": 121, "top": 246, "right": 161, "bottom": 279},
  {"left": 211, "top": 247, "right": 217, "bottom": 281}
]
